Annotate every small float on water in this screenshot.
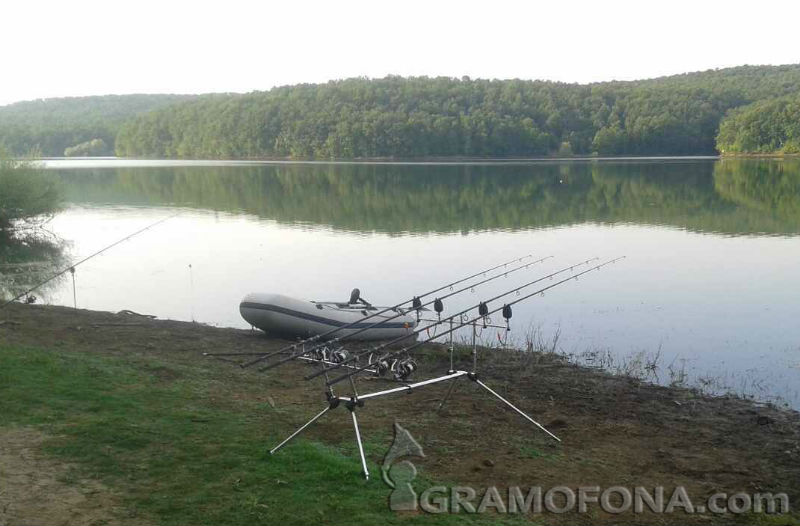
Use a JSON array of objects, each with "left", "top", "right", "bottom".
[{"left": 240, "top": 288, "right": 418, "bottom": 341}]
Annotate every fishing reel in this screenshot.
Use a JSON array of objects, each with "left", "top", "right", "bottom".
[
  {"left": 367, "top": 353, "right": 417, "bottom": 381},
  {"left": 314, "top": 346, "right": 350, "bottom": 364},
  {"left": 392, "top": 357, "right": 417, "bottom": 381},
  {"left": 368, "top": 353, "right": 391, "bottom": 376},
  {"left": 330, "top": 348, "right": 350, "bottom": 363}
]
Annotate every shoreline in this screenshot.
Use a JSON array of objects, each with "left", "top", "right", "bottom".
[
  {"left": 719, "top": 152, "right": 800, "bottom": 158},
  {"left": 1, "top": 302, "right": 799, "bottom": 524},
  {"left": 36, "top": 154, "right": 723, "bottom": 167}
]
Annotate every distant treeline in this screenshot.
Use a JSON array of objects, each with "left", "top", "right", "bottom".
[
  {"left": 4, "top": 65, "right": 800, "bottom": 158},
  {"left": 0, "top": 94, "right": 194, "bottom": 156},
  {"left": 114, "top": 65, "right": 800, "bottom": 158}
]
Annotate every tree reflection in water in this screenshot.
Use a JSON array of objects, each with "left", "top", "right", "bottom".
[{"left": 0, "top": 229, "right": 68, "bottom": 303}]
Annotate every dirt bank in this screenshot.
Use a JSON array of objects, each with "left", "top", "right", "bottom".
[
  {"left": 1, "top": 303, "right": 799, "bottom": 525},
  {"left": 0, "top": 427, "right": 135, "bottom": 526}
]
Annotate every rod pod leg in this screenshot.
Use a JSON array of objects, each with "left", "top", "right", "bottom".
[
  {"left": 437, "top": 376, "right": 460, "bottom": 412},
  {"left": 468, "top": 374, "right": 561, "bottom": 442},
  {"left": 347, "top": 404, "right": 370, "bottom": 480},
  {"left": 270, "top": 402, "right": 335, "bottom": 455}
]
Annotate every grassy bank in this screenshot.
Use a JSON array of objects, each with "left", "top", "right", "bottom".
[
  {"left": 1, "top": 303, "right": 799, "bottom": 525},
  {"left": 0, "top": 343, "right": 519, "bottom": 525}
]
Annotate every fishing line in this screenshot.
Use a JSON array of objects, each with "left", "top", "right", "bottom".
[{"left": 1, "top": 212, "right": 180, "bottom": 309}]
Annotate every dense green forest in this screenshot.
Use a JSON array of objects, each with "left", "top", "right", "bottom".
[
  {"left": 3, "top": 65, "right": 800, "bottom": 158},
  {"left": 716, "top": 94, "right": 800, "bottom": 154},
  {"left": 114, "top": 65, "right": 800, "bottom": 158},
  {"left": 0, "top": 94, "right": 194, "bottom": 156}
]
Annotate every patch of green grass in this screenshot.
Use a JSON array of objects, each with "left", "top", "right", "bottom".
[{"left": 0, "top": 345, "right": 534, "bottom": 525}]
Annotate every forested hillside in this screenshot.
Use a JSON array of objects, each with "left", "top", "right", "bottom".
[
  {"left": 0, "top": 94, "right": 194, "bottom": 156},
  {"left": 115, "top": 65, "right": 800, "bottom": 159},
  {"left": 716, "top": 94, "right": 800, "bottom": 154},
  {"left": 4, "top": 65, "right": 800, "bottom": 159}
]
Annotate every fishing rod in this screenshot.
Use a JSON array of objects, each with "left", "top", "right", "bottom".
[
  {"left": 324, "top": 256, "right": 625, "bottom": 387},
  {"left": 253, "top": 255, "right": 554, "bottom": 371},
  {"left": 300, "top": 257, "right": 600, "bottom": 379},
  {"left": 1, "top": 212, "right": 179, "bottom": 309},
  {"left": 226, "top": 253, "right": 539, "bottom": 368}
]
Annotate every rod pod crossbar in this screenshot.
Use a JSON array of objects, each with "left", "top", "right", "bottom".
[{"left": 268, "top": 369, "right": 560, "bottom": 479}]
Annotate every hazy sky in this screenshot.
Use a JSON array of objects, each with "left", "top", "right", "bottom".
[{"left": 2, "top": 0, "right": 798, "bottom": 106}]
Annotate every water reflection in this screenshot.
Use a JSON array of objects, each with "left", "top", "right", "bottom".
[
  {"left": 714, "top": 159, "right": 800, "bottom": 222},
  {"left": 54, "top": 160, "right": 800, "bottom": 236},
  {"left": 0, "top": 230, "right": 68, "bottom": 302}
]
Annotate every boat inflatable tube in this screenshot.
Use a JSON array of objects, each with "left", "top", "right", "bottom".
[{"left": 240, "top": 293, "right": 418, "bottom": 341}]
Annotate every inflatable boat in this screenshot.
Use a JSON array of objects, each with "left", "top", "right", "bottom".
[{"left": 239, "top": 291, "right": 418, "bottom": 341}]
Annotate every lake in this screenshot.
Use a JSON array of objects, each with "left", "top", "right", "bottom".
[{"left": 4, "top": 158, "right": 800, "bottom": 406}]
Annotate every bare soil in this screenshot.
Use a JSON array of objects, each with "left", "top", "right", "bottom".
[
  {"left": 0, "top": 427, "right": 132, "bottom": 526},
  {"left": 2, "top": 303, "right": 799, "bottom": 525}
]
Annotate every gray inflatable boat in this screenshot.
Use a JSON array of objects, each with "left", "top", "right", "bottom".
[{"left": 240, "top": 291, "right": 418, "bottom": 341}]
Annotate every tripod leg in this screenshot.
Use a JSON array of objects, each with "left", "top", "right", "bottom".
[
  {"left": 473, "top": 378, "right": 561, "bottom": 442},
  {"left": 270, "top": 406, "right": 331, "bottom": 455},
  {"left": 350, "top": 410, "right": 370, "bottom": 480},
  {"left": 437, "top": 377, "right": 460, "bottom": 412}
]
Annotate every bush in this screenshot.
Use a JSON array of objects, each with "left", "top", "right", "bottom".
[{"left": 0, "top": 154, "right": 61, "bottom": 230}]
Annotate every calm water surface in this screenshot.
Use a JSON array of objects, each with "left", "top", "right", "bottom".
[{"left": 5, "top": 159, "right": 800, "bottom": 406}]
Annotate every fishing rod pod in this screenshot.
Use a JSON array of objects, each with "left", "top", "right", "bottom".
[
  {"left": 263, "top": 257, "right": 626, "bottom": 479},
  {"left": 301, "top": 257, "right": 600, "bottom": 380},
  {"left": 323, "top": 256, "right": 625, "bottom": 387}
]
